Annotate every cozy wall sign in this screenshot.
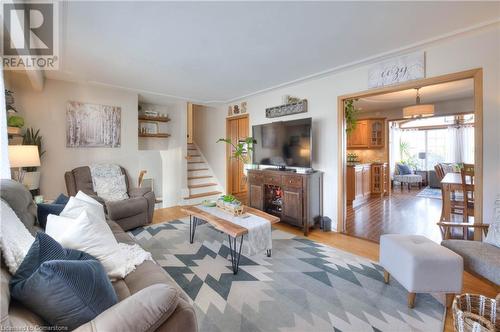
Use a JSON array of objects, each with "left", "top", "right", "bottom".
[{"left": 368, "top": 51, "right": 425, "bottom": 88}]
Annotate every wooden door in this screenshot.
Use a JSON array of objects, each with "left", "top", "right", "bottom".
[
  {"left": 226, "top": 114, "right": 249, "bottom": 195},
  {"left": 187, "top": 102, "right": 193, "bottom": 144},
  {"left": 282, "top": 188, "right": 302, "bottom": 226},
  {"left": 249, "top": 184, "right": 263, "bottom": 210}
]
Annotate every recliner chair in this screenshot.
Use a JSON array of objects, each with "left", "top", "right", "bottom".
[{"left": 64, "top": 166, "right": 155, "bottom": 230}]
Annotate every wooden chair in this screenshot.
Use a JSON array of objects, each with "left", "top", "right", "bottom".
[
  {"left": 460, "top": 163, "right": 475, "bottom": 223},
  {"left": 437, "top": 222, "right": 489, "bottom": 240},
  {"left": 434, "top": 164, "right": 445, "bottom": 181}
]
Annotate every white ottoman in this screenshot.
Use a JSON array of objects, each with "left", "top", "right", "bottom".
[{"left": 380, "top": 234, "right": 463, "bottom": 308}]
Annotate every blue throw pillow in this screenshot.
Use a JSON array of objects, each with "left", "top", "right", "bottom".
[
  {"left": 397, "top": 163, "right": 412, "bottom": 175},
  {"left": 10, "top": 233, "right": 117, "bottom": 330},
  {"left": 54, "top": 194, "right": 70, "bottom": 205},
  {"left": 37, "top": 203, "right": 65, "bottom": 229}
]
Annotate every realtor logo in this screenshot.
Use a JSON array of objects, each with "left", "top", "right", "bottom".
[{"left": 2, "top": 2, "right": 59, "bottom": 70}]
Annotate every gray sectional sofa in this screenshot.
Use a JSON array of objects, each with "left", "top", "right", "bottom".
[{"left": 0, "top": 179, "right": 197, "bottom": 331}]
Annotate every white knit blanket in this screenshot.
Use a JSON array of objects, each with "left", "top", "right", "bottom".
[
  {"left": 89, "top": 163, "right": 122, "bottom": 190},
  {"left": 196, "top": 206, "right": 272, "bottom": 257}
]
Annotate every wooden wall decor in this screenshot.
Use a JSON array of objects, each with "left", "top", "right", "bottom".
[{"left": 265, "top": 99, "right": 307, "bottom": 118}]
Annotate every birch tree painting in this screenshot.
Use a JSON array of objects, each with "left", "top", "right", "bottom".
[{"left": 66, "top": 101, "right": 121, "bottom": 147}]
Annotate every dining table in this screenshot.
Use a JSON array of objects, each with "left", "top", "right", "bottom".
[{"left": 440, "top": 172, "right": 473, "bottom": 222}]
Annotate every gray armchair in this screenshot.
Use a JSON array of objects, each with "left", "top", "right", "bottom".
[{"left": 64, "top": 166, "right": 155, "bottom": 230}]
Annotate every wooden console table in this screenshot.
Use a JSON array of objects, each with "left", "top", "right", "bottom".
[{"left": 247, "top": 169, "right": 323, "bottom": 236}]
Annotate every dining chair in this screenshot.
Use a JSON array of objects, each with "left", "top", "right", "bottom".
[{"left": 460, "top": 163, "right": 475, "bottom": 223}]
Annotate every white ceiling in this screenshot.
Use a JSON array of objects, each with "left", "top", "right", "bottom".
[
  {"left": 357, "top": 78, "right": 474, "bottom": 111},
  {"left": 45, "top": 2, "right": 500, "bottom": 103}
]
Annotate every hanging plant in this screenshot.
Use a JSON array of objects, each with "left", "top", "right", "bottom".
[{"left": 344, "top": 99, "right": 359, "bottom": 134}]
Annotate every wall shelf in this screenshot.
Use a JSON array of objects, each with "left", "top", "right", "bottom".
[
  {"left": 138, "top": 116, "right": 170, "bottom": 123},
  {"left": 138, "top": 133, "right": 171, "bottom": 138}
]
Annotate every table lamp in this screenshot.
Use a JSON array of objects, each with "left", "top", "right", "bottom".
[{"left": 8, "top": 145, "right": 40, "bottom": 183}]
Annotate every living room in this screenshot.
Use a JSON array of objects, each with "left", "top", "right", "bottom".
[{"left": 1, "top": 2, "right": 499, "bottom": 332}]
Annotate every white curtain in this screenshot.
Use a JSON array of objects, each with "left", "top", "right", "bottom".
[
  {"left": 0, "top": 70, "right": 11, "bottom": 179},
  {"left": 446, "top": 125, "right": 474, "bottom": 163},
  {"left": 389, "top": 124, "right": 401, "bottom": 176}
]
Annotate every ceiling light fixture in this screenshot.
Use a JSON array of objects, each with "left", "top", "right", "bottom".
[{"left": 403, "top": 88, "right": 434, "bottom": 119}]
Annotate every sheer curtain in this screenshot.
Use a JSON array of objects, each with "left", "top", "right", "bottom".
[
  {"left": 446, "top": 125, "right": 474, "bottom": 163},
  {"left": 389, "top": 124, "right": 401, "bottom": 176},
  {"left": 0, "top": 70, "right": 11, "bottom": 179}
]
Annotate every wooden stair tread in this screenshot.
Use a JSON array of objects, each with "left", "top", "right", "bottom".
[
  {"left": 187, "top": 161, "right": 205, "bottom": 164},
  {"left": 188, "top": 175, "right": 212, "bottom": 180},
  {"left": 183, "top": 191, "right": 221, "bottom": 199},
  {"left": 188, "top": 183, "right": 217, "bottom": 189},
  {"left": 188, "top": 168, "right": 208, "bottom": 171}
]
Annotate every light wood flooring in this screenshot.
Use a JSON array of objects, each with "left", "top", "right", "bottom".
[
  {"left": 153, "top": 206, "right": 498, "bottom": 332},
  {"left": 346, "top": 187, "right": 443, "bottom": 243}
]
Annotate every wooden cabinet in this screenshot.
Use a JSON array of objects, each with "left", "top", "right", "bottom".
[
  {"left": 282, "top": 188, "right": 303, "bottom": 227},
  {"left": 346, "top": 163, "right": 371, "bottom": 207},
  {"left": 369, "top": 119, "right": 384, "bottom": 148},
  {"left": 247, "top": 169, "right": 323, "bottom": 235},
  {"left": 347, "top": 118, "right": 385, "bottom": 149},
  {"left": 347, "top": 120, "right": 368, "bottom": 148},
  {"left": 249, "top": 184, "right": 263, "bottom": 210},
  {"left": 371, "top": 163, "right": 388, "bottom": 196}
]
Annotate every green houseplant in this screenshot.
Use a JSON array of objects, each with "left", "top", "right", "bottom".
[
  {"left": 21, "top": 128, "right": 45, "bottom": 190},
  {"left": 216, "top": 137, "right": 255, "bottom": 164},
  {"left": 344, "top": 99, "right": 359, "bottom": 134}
]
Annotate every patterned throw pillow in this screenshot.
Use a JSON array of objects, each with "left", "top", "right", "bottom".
[
  {"left": 10, "top": 233, "right": 117, "bottom": 330},
  {"left": 485, "top": 222, "right": 500, "bottom": 248},
  {"left": 397, "top": 163, "right": 412, "bottom": 175},
  {"left": 93, "top": 175, "right": 129, "bottom": 201}
]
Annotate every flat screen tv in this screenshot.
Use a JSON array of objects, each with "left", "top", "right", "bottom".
[{"left": 252, "top": 118, "right": 312, "bottom": 168}]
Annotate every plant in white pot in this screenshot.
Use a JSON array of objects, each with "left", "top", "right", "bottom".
[{"left": 22, "top": 128, "right": 45, "bottom": 190}]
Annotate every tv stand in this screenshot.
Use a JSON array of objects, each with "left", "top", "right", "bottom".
[{"left": 247, "top": 169, "right": 323, "bottom": 236}]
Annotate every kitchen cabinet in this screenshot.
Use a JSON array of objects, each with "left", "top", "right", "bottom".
[
  {"left": 371, "top": 163, "right": 388, "bottom": 196},
  {"left": 347, "top": 163, "right": 371, "bottom": 207},
  {"left": 347, "top": 118, "right": 385, "bottom": 149}
]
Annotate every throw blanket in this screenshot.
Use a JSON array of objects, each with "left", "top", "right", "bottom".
[
  {"left": 89, "top": 163, "right": 123, "bottom": 190},
  {"left": 196, "top": 205, "right": 272, "bottom": 257},
  {"left": 119, "top": 243, "right": 153, "bottom": 276}
]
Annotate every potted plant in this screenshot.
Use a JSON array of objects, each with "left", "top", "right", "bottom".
[
  {"left": 216, "top": 136, "right": 256, "bottom": 177},
  {"left": 21, "top": 128, "right": 45, "bottom": 190}
]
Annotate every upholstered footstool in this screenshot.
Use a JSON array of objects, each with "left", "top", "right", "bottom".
[{"left": 380, "top": 234, "right": 463, "bottom": 308}]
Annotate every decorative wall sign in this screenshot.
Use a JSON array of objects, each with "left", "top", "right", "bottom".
[
  {"left": 265, "top": 99, "right": 307, "bottom": 118},
  {"left": 368, "top": 51, "right": 425, "bottom": 88},
  {"left": 66, "top": 101, "right": 121, "bottom": 147}
]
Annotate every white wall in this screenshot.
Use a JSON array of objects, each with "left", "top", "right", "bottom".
[
  {"left": 192, "top": 104, "right": 227, "bottom": 190},
  {"left": 226, "top": 24, "right": 500, "bottom": 227},
  {"left": 11, "top": 77, "right": 187, "bottom": 206}
]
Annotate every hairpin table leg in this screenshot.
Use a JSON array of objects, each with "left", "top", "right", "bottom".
[{"left": 228, "top": 234, "right": 244, "bottom": 274}]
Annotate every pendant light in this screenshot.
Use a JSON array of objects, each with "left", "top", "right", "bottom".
[{"left": 403, "top": 88, "right": 434, "bottom": 118}]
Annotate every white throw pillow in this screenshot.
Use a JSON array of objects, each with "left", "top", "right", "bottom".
[
  {"left": 75, "top": 191, "right": 103, "bottom": 207},
  {"left": 0, "top": 200, "right": 35, "bottom": 274},
  {"left": 60, "top": 195, "right": 105, "bottom": 221},
  {"left": 484, "top": 222, "right": 500, "bottom": 248},
  {"left": 93, "top": 175, "right": 129, "bottom": 202},
  {"left": 46, "top": 210, "right": 127, "bottom": 278}
]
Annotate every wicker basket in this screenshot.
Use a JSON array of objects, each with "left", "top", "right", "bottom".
[{"left": 452, "top": 293, "right": 499, "bottom": 332}]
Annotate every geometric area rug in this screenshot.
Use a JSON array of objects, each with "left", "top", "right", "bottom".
[{"left": 129, "top": 219, "right": 445, "bottom": 332}]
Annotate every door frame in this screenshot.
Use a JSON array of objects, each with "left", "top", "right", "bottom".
[
  {"left": 337, "top": 68, "right": 483, "bottom": 238},
  {"left": 225, "top": 114, "right": 250, "bottom": 194}
]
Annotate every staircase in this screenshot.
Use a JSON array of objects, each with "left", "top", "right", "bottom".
[{"left": 183, "top": 143, "right": 223, "bottom": 205}]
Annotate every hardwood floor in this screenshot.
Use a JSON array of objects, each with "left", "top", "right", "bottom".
[
  {"left": 346, "top": 187, "right": 443, "bottom": 243},
  {"left": 153, "top": 206, "right": 498, "bottom": 332}
]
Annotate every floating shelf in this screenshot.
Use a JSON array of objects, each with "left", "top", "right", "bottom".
[
  {"left": 138, "top": 116, "right": 171, "bottom": 123},
  {"left": 138, "top": 133, "right": 171, "bottom": 138}
]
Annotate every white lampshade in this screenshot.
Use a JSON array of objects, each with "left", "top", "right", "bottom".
[
  {"left": 8, "top": 145, "right": 41, "bottom": 168},
  {"left": 403, "top": 104, "right": 435, "bottom": 119}
]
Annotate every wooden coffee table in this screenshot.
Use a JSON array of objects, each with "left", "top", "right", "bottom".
[{"left": 181, "top": 205, "right": 280, "bottom": 274}]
